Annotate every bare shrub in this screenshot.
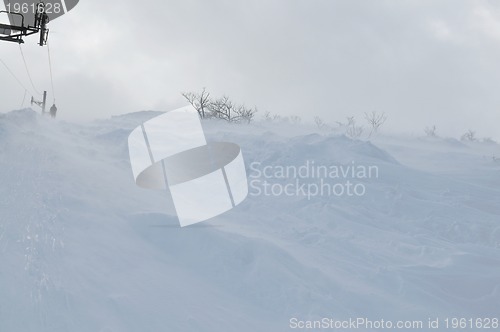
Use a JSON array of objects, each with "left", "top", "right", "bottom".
[
  {"left": 263, "top": 111, "right": 281, "bottom": 122},
  {"left": 314, "top": 116, "right": 325, "bottom": 129},
  {"left": 461, "top": 130, "right": 477, "bottom": 142},
  {"left": 364, "top": 111, "right": 387, "bottom": 136},
  {"left": 424, "top": 125, "right": 437, "bottom": 137},
  {"left": 182, "top": 87, "right": 210, "bottom": 119},
  {"left": 345, "top": 116, "right": 363, "bottom": 139},
  {"left": 182, "top": 89, "right": 257, "bottom": 123}
]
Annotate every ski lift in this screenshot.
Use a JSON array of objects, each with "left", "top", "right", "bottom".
[
  {"left": 0, "top": 0, "right": 79, "bottom": 46},
  {"left": 0, "top": 1, "right": 49, "bottom": 45},
  {"left": 31, "top": 92, "right": 47, "bottom": 113}
]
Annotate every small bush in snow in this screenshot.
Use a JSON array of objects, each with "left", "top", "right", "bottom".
[
  {"left": 461, "top": 130, "right": 477, "bottom": 142},
  {"left": 345, "top": 116, "right": 364, "bottom": 139},
  {"left": 263, "top": 111, "right": 280, "bottom": 122},
  {"left": 424, "top": 125, "right": 437, "bottom": 137},
  {"left": 314, "top": 116, "right": 325, "bottom": 129},
  {"left": 364, "top": 111, "right": 387, "bottom": 137}
]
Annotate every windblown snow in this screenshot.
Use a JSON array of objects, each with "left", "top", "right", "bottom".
[{"left": 0, "top": 109, "right": 499, "bottom": 331}]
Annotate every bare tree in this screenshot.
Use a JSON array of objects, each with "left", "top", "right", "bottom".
[
  {"left": 425, "top": 125, "right": 437, "bottom": 137},
  {"left": 314, "top": 116, "right": 325, "bottom": 129},
  {"left": 263, "top": 111, "right": 274, "bottom": 121},
  {"left": 234, "top": 105, "right": 258, "bottom": 123},
  {"left": 209, "top": 95, "right": 233, "bottom": 121},
  {"left": 346, "top": 125, "right": 364, "bottom": 139},
  {"left": 346, "top": 116, "right": 355, "bottom": 127},
  {"left": 182, "top": 87, "right": 211, "bottom": 118},
  {"left": 182, "top": 89, "right": 257, "bottom": 123},
  {"left": 364, "top": 111, "right": 387, "bottom": 137},
  {"left": 209, "top": 96, "right": 257, "bottom": 123},
  {"left": 346, "top": 116, "right": 363, "bottom": 139},
  {"left": 263, "top": 111, "right": 281, "bottom": 122},
  {"left": 461, "top": 130, "right": 477, "bottom": 142}
]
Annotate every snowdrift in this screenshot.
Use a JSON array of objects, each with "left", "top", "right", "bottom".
[{"left": 0, "top": 109, "right": 499, "bottom": 331}]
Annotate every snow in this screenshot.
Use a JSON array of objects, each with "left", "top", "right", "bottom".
[{"left": 0, "top": 109, "right": 499, "bottom": 331}]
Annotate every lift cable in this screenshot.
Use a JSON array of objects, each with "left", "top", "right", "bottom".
[
  {"left": 47, "top": 39, "right": 55, "bottom": 103},
  {"left": 18, "top": 44, "right": 42, "bottom": 96},
  {"left": 0, "top": 56, "right": 32, "bottom": 94},
  {"left": 0, "top": 57, "right": 32, "bottom": 107}
]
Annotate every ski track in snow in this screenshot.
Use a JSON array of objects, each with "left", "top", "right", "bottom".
[{"left": 0, "top": 109, "right": 499, "bottom": 331}]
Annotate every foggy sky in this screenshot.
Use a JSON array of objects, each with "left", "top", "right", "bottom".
[{"left": 1, "top": 0, "right": 500, "bottom": 140}]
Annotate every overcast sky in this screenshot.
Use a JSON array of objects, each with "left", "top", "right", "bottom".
[{"left": 1, "top": 0, "right": 500, "bottom": 140}]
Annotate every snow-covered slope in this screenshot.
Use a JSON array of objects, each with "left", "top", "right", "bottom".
[{"left": 0, "top": 109, "right": 499, "bottom": 331}]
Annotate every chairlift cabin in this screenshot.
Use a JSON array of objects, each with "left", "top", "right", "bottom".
[
  {"left": 0, "top": 1, "right": 50, "bottom": 46},
  {"left": 1, "top": 0, "right": 79, "bottom": 46}
]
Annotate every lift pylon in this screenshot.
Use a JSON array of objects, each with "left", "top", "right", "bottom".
[{"left": 31, "top": 90, "right": 47, "bottom": 114}]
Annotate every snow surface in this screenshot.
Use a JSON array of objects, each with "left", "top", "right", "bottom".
[{"left": 0, "top": 109, "right": 499, "bottom": 331}]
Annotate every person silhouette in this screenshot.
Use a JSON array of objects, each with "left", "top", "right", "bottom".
[{"left": 49, "top": 104, "right": 57, "bottom": 118}]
